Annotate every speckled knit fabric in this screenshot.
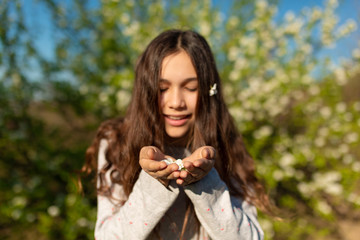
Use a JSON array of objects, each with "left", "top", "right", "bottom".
[{"left": 95, "top": 139, "right": 264, "bottom": 240}]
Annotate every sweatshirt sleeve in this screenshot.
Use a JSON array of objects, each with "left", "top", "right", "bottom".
[
  {"left": 184, "top": 167, "right": 264, "bottom": 240},
  {"left": 94, "top": 139, "right": 180, "bottom": 240}
]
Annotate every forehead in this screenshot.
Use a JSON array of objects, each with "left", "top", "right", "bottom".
[{"left": 161, "top": 51, "right": 197, "bottom": 79}]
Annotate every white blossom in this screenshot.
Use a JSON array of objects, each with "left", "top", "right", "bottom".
[
  {"left": 284, "top": 167, "right": 295, "bottom": 177},
  {"left": 77, "top": 217, "right": 89, "bottom": 227},
  {"left": 199, "top": 21, "right": 211, "bottom": 36},
  {"left": 284, "top": 19, "right": 304, "bottom": 35},
  {"left": 317, "top": 200, "right": 332, "bottom": 215},
  {"left": 66, "top": 194, "right": 77, "bottom": 206},
  {"left": 298, "top": 182, "right": 314, "bottom": 197},
  {"left": 12, "top": 210, "right": 22, "bottom": 220},
  {"left": 26, "top": 213, "right": 36, "bottom": 223},
  {"left": 116, "top": 90, "right": 131, "bottom": 110},
  {"left": 99, "top": 92, "right": 109, "bottom": 103},
  {"left": 243, "top": 111, "right": 254, "bottom": 121},
  {"left": 344, "top": 112, "right": 353, "bottom": 122},
  {"left": 234, "top": 57, "right": 248, "bottom": 71},
  {"left": 344, "top": 132, "right": 359, "bottom": 143},
  {"left": 295, "top": 170, "right": 304, "bottom": 180},
  {"left": 48, "top": 205, "right": 60, "bottom": 217},
  {"left": 348, "top": 193, "right": 360, "bottom": 205},
  {"left": 301, "top": 43, "right": 313, "bottom": 54},
  {"left": 352, "top": 49, "right": 360, "bottom": 59},
  {"left": 229, "top": 70, "right": 240, "bottom": 82},
  {"left": 315, "top": 137, "right": 326, "bottom": 147},
  {"left": 318, "top": 127, "right": 329, "bottom": 137},
  {"left": 123, "top": 21, "right": 139, "bottom": 36},
  {"left": 280, "top": 153, "right": 295, "bottom": 168},
  {"left": 342, "top": 154, "right": 354, "bottom": 164},
  {"left": 335, "top": 102, "right": 346, "bottom": 113},
  {"left": 12, "top": 73, "right": 21, "bottom": 87},
  {"left": 336, "top": 19, "right": 357, "bottom": 38},
  {"left": 229, "top": 107, "right": 243, "bottom": 121},
  {"left": 273, "top": 169, "right": 284, "bottom": 181},
  {"left": 327, "top": 0, "right": 339, "bottom": 8},
  {"left": 324, "top": 183, "right": 343, "bottom": 195},
  {"left": 338, "top": 143, "right": 349, "bottom": 154},
  {"left": 13, "top": 184, "right": 23, "bottom": 193},
  {"left": 310, "top": 7, "right": 322, "bottom": 22},
  {"left": 284, "top": 11, "right": 295, "bottom": 22},
  {"left": 354, "top": 101, "right": 360, "bottom": 111},
  {"left": 79, "top": 85, "right": 89, "bottom": 95},
  {"left": 352, "top": 162, "right": 360, "bottom": 172},
  {"left": 259, "top": 219, "right": 274, "bottom": 238},
  {"left": 255, "top": 0, "right": 268, "bottom": 11},
  {"left": 320, "top": 106, "right": 332, "bottom": 118},
  {"left": 228, "top": 16, "right": 239, "bottom": 28},
  {"left": 309, "top": 85, "right": 320, "bottom": 95},
  {"left": 312, "top": 171, "right": 343, "bottom": 196},
  {"left": 120, "top": 13, "right": 130, "bottom": 24},
  {"left": 334, "top": 68, "right": 347, "bottom": 85},
  {"left": 12, "top": 196, "right": 27, "bottom": 207},
  {"left": 228, "top": 46, "right": 240, "bottom": 61},
  {"left": 253, "top": 125, "right": 273, "bottom": 139},
  {"left": 330, "top": 120, "right": 341, "bottom": 132}
]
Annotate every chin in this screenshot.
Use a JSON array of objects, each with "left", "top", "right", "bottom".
[
  {"left": 165, "top": 127, "right": 190, "bottom": 139},
  {"left": 166, "top": 131, "right": 187, "bottom": 139}
]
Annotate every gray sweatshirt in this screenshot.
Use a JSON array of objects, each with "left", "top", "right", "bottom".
[{"left": 95, "top": 139, "right": 264, "bottom": 240}]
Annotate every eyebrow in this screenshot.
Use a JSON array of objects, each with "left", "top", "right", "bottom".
[{"left": 159, "top": 77, "right": 198, "bottom": 83}]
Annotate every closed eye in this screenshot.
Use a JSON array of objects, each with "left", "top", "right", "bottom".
[{"left": 185, "top": 87, "right": 198, "bottom": 92}]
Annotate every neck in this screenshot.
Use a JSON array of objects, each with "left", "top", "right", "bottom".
[{"left": 164, "top": 131, "right": 191, "bottom": 148}]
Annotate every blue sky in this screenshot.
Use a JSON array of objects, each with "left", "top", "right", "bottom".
[
  {"left": 24, "top": 0, "right": 360, "bottom": 65},
  {"left": 212, "top": 0, "right": 360, "bottom": 63},
  {"left": 276, "top": 0, "right": 359, "bottom": 63}
]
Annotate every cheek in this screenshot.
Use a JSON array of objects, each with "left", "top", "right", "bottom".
[
  {"left": 159, "top": 94, "right": 165, "bottom": 109},
  {"left": 189, "top": 95, "right": 198, "bottom": 111}
]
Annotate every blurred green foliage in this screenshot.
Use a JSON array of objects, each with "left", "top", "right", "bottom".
[{"left": 1, "top": 0, "right": 360, "bottom": 239}]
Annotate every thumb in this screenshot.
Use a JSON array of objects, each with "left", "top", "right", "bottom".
[
  {"left": 200, "top": 147, "right": 215, "bottom": 159},
  {"left": 140, "top": 146, "right": 161, "bottom": 160},
  {"left": 146, "top": 147, "right": 156, "bottom": 159},
  {"left": 146, "top": 146, "right": 165, "bottom": 160}
]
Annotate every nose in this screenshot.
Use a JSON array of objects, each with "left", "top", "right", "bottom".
[{"left": 168, "top": 88, "right": 185, "bottom": 109}]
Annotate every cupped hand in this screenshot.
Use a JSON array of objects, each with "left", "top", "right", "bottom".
[
  {"left": 139, "top": 146, "right": 180, "bottom": 187},
  {"left": 176, "top": 146, "right": 215, "bottom": 186}
]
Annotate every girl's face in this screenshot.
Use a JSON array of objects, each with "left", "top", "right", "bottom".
[{"left": 160, "top": 50, "right": 198, "bottom": 140}]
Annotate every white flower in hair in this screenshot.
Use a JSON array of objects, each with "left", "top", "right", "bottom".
[{"left": 209, "top": 83, "right": 217, "bottom": 96}]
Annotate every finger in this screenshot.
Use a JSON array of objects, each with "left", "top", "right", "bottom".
[
  {"left": 183, "top": 160, "right": 206, "bottom": 177},
  {"left": 179, "top": 173, "right": 197, "bottom": 186},
  {"left": 164, "top": 155, "right": 176, "bottom": 161},
  {"left": 140, "top": 146, "right": 157, "bottom": 160},
  {"left": 147, "top": 147, "right": 167, "bottom": 161},
  {"left": 140, "top": 146, "right": 166, "bottom": 160},
  {"left": 141, "top": 158, "right": 167, "bottom": 172},
  {"left": 183, "top": 161, "right": 194, "bottom": 171},
  {"left": 176, "top": 178, "right": 185, "bottom": 185},
  {"left": 179, "top": 169, "right": 189, "bottom": 179},
  {"left": 167, "top": 170, "right": 180, "bottom": 179},
  {"left": 193, "top": 158, "right": 213, "bottom": 170},
  {"left": 200, "top": 147, "right": 215, "bottom": 159},
  {"left": 146, "top": 147, "right": 156, "bottom": 159},
  {"left": 153, "top": 163, "right": 179, "bottom": 178}
]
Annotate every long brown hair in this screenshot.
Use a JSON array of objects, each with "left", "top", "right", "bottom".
[{"left": 83, "top": 29, "right": 273, "bottom": 235}]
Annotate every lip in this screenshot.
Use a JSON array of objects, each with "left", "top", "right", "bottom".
[{"left": 164, "top": 114, "right": 191, "bottom": 127}]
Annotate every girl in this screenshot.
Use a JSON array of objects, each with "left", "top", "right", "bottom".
[{"left": 84, "top": 29, "right": 272, "bottom": 240}]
